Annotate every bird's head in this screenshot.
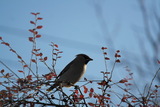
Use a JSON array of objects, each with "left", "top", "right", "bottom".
[{"left": 76, "top": 54, "right": 93, "bottom": 64}]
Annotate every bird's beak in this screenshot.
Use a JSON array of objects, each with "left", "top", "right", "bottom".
[{"left": 89, "top": 58, "right": 93, "bottom": 61}]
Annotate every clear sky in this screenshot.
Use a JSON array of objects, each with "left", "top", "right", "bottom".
[{"left": 0, "top": 0, "right": 159, "bottom": 105}]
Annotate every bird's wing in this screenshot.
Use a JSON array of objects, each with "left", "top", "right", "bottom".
[{"left": 57, "top": 59, "right": 75, "bottom": 78}]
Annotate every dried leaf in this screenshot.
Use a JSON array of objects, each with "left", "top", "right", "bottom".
[
  {"left": 36, "top": 53, "right": 43, "bottom": 56},
  {"left": 73, "top": 94, "right": 78, "bottom": 102},
  {"left": 36, "top": 25, "right": 43, "bottom": 29},
  {"left": 30, "top": 21, "right": 35, "bottom": 25},
  {"left": 117, "top": 55, "right": 121, "bottom": 57},
  {"left": 31, "top": 59, "right": 36, "bottom": 63},
  {"left": 90, "top": 88, "right": 94, "bottom": 93},
  {"left": 119, "top": 79, "right": 128, "bottom": 83},
  {"left": 34, "top": 31, "right": 38, "bottom": 35},
  {"left": 1, "top": 69, "right": 4, "bottom": 73},
  {"left": 1, "top": 42, "right": 10, "bottom": 46},
  {"left": 45, "top": 75, "right": 52, "bottom": 80},
  {"left": 44, "top": 57, "right": 48, "bottom": 61},
  {"left": 98, "top": 80, "right": 107, "bottom": 86},
  {"left": 83, "top": 86, "right": 88, "bottom": 93},
  {"left": 125, "top": 83, "right": 133, "bottom": 86},
  {"left": 37, "top": 17, "right": 43, "bottom": 20},
  {"left": 105, "top": 57, "right": 110, "bottom": 60},
  {"left": 37, "top": 86, "right": 41, "bottom": 89},
  {"left": 57, "top": 51, "right": 63, "bottom": 53},
  {"left": 54, "top": 44, "right": 58, "bottom": 48},
  {"left": 50, "top": 72, "right": 57, "bottom": 77},
  {"left": 33, "top": 49, "right": 40, "bottom": 52},
  {"left": 28, "top": 37, "right": 34, "bottom": 42},
  {"left": 31, "top": 12, "right": 40, "bottom": 15},
  {"left": 57, "top": 56, "right": 62, "bottom": 58},
  {"left": 103, "top": 52, "right": 107, "bottom": 55},
  {"left": 121, "top": 96, "right": 127, "bottom": 102},
  {"left": 89, "top": 81, "right": 93, "bottom": 83},
  {"left": 88, "top": 103, "right": 95, "bottom": 106},
  {"left": 39, "top": 58, "right": 43, "bottom": 61},
  {"left": 23, "top": 65, "right": 28, "bottom": 67},
  {"left": 10, "top": 49, "right": 16, "bottom": 53},
  {"left": 79, "top": 95, "right": 84, "bottom": 99},
  {"left": 27, "top": 75, "right": 32, "bottom": 80},
  {"left": 28, "top": 29, "right": 34, "bottom": 33},
  {"left": 115, "top": 53, "right": 118, "bottom": 57},
  {"left": 5, "top": 42, "right": 10, "bottom": 46},
  {"left": 116, "top": 59, "right": 121, "bottom": 63},
  {"left": 31, "top": 12, "right": 36, "bottom": 15},
  {"left": 17, "top": 55, "right": 22, "bottom": 59},
  {"left": 18, "top": 70, "right": 24, "bottom": 73},
  {"left": 5, "top": 73, "right": 11, "bottom": 78},
  {"left": 36, "top": 35, "right": 41, "bottom": 38},
  {"left": 53, "top": 53, "right": 57, "bottom": 55},
  {"left": 116, "top": 50, "right": 120, "bottom": 53},
  {"left": 101, "top": 47, "right": 107, "bottom": 50},
  {"left": 105, "top": 72, "right": 110, "bottom": 74},
  {"left": 104, "top": 96, "right": 110, "bottom": 100},
  {"left": 155, "top": 85, "right": 160, "bottom": 88},
  {"left": 131, "top": 100, "right": 137, "bottom": 103},
  {"left": 89, "top": 92, "right": 93, "bottom": 98},
  {"left": 55, "top": 49, "right": 59, "bottom": 51}
]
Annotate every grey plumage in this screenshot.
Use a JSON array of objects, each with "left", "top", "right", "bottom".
[{"left": 47, "top": 54, "right": 92, "bottom": 91}]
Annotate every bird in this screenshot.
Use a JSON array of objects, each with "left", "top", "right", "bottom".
[{"left": 47, "top": 54, "right": 93, "bottom": 91}]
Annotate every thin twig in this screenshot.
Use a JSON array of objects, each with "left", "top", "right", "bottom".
[
  {"left": 78, "top": 86, "right": 88, "bottom": 107},
  {"left": 146, "top": 67, "right": 160, "bottom": 99},
  {"left": 0, "top": 60, "right": 20, "bottom": 79},
  {"left": 109, "top": 60, "right": 116, "bottom": 80}
]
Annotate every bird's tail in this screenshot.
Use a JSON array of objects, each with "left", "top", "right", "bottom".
[
  {"left": 46, "top": 86, "right": 55, "bottom": 91},
  {"left": 46, "top": 83, "right": 59, "bottom": 91}
]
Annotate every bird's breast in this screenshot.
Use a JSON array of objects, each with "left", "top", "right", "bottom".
[{"left": 80, "top": 64, "right": 87, "bottom": 79}]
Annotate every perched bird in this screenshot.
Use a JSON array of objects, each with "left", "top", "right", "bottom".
[{"left": 47, "top": 54, "right": 93, "bottom": 91}]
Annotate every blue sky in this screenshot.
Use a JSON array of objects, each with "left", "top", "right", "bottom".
[{"left": 0, "top": 0, "right": 159, "bottom": 105}]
